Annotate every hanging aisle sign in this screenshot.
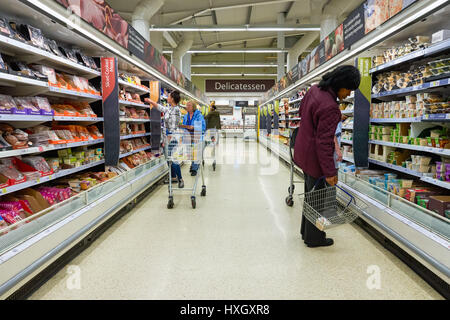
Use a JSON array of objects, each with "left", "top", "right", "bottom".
[
  {"left": 206, "top": 79, "right": 275, "bottom": 93},
  {"left": 101, "top": 57, "right": 120, "bottom": 166}
]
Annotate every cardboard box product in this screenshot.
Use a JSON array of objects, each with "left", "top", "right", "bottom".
[
  {"left": 428, "top": 196, "right": 450, "bottom": 217},
  {"left": 15, "top": 188, "right": 50, "bottom": 212}
]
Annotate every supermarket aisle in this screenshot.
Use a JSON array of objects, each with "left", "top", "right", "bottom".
[{"left": 30, "top": 140, "right": 442, "bottom": 300}]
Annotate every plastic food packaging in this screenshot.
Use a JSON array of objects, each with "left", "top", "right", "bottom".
[
  {"left": 0, "top": 17, "right": 11, "bottom": 36},
  {"left": 31, "top": 65, "right": 57, "bottom": 85},
  {"left": 21, "top": 156, "right": 52, "bottom": 173},
  {"left": 0, "top": 94, "right": 18, "bottom": 113},
  {"left": 25, "top": 25, "right": 45, "bottom": 49},
  {"left": 14, "top": 97, "right": 39, "bottom": 113},
  {"left": 0, "top": 164, "right": 25, "bottom": 182}
]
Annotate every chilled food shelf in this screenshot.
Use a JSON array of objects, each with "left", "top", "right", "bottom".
[
  {"left": 368, "top": 158, "right": 450, "bottom": 190},
  {"left": 370, "top": 38, "right": 450, "bottom": 74},
  {"left": 342, "top": 109, "right": 354, "bottom": 115},
  {"left": 368, "top": 158, "right": 424, "bottom": 178},
  {"left": 46, "top": 87, "right": 101, "bottom": 102},
  {"left": 120, "top": 133, "right": 151, "bottom": 140},
  {"left": 341, "top": 139, "right": 353, "bottom": 145},
  {"left": 0, "top": 160, "right": 105, "bottom": 196},
  {"left": 119, "top": 118, "right": 150, "bottom": 123},
  {"left": 369, "top": 140, "right": 450, "bottom": 157},
  {"left": 119, "top": 146, "right": 152, "bottom": 159},
  {"left": 372, "top": 78, "right": 450, "bottom": 100},
  {"left": 289, "top": 98, "right": 302, "bottom": 104},
  {"left": 342, "top": 125, "right": 353, "bottom": 130},
  {"left": 289, "top": 109, "right": 299, "bottom": 114},
  {"left": 290, "top": 117, "right": 301, "bottom": 121},
  {"left": 118, "top": 80, "right": 150, "bottom": 94},
  {"left": 370, "top": 117, "right": 423, "bottom": 123},
  {"left": 421, "top": 176, "right": 450, "bottom": 190},
  {"left": 0, "top": 34, "right": 100, "bottom": 79},
  {"left": 342, "top": 155, "right": 354, "bottom": 163},
  {"left": 53, "top": 116, "right": 103, "bottom": 123},
  {"left": 422, "top": 113, "right": 450, "bottom": 122},
  {"left": 0, "top": 114, "right": 52, "bottom": 122},
  {"left": 0, "top": 72, "right": 48, "bottom": 88},
  {"left": 119, "top": 100, "right": 150, "bottom": 109}
]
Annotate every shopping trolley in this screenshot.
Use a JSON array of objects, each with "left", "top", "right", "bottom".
[
  {"left": 299, "top": 178, "right": 359, "bottom": 231},
  {"left": 285, "top": 127, "right": 303, "bottom": 207},
  {"left": 164, "top": 131, "right": 206, "bottom": 209},
  {"left": 202, "top": 129, "right": 220, "bottom": 171}
]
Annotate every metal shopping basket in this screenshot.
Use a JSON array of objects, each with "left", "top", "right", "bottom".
[
  {"left": 202, "top": 129, "right": 220, "bottom": 171},
  {"left": 164, "top": 131, "right": 206, "bottom": 209},
  {"left": 299, "top": 179, "right": 360, "bottom": 231}
]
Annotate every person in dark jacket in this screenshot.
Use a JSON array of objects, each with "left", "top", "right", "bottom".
[
  {"left": 205, "top": 105, "right": 222, "bottom": 130},
  {"left": 294, "top": 65, "right": 361, "bottom": 248}
]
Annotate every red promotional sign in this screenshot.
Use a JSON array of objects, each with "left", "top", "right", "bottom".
[{"left": 101, "top": 57, "right": 116, "bottom": 101}]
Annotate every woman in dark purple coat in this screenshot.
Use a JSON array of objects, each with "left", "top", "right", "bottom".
[{"left": 294, "top": 65, "right": 361, "bottom": 248}]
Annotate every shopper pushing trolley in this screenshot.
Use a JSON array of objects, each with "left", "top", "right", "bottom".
[{"left": 293, "top": 65, "right": 362, "bottom": 248}]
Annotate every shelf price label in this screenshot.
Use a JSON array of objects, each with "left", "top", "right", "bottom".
[
  {"left": 430, "top": 81, "right": 440, "bottom": 87},
  {"left": 1, "top": 188, "right": 6, "bottom": 194}
]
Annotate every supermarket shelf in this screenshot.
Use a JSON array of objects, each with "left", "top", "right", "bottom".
[
  {"left": 46, "top": 87, "right": 101, "bottom": 102},
  {"left": 119, "top": 146, "right": 152, "bottom": 158},
  {"left": 342, "top": 125, "right": 353, "bottom": 130},
  {"left": 341, "top": 109, "right": 354, "bottom": 115},
  {"left": 0, "top": 72, "right": 48, "bottom": 88},
  {"left": 369, "top": 140, "right": 450, "bottom": 157},
  {"left": 0, "top": 34, "right": 100, "bottom": 79},
  {"left": 119, "top": 100, "right": 150, "bottom": 109},
  {"left": 422, "top": 113, "right": 450, "bottom": 122},
  {"left": 342, "top": 155, "right": 354, "bottom": 163},
  {"left": 370, "top": 38, "right": 450, "bottom": 74},
  {"left": 120, "top": 133, "right": 151, "bottom": 140},
  {"left": 53, "top": 116, "right": 103, "bottom": 123},
  {"left": 368, "top": 158, "right": 423, "bottom": 178},
  {"left": 0, "top": 114, "right": 52, "bottom": 122},
  {"left": 289, "top": 98, "right": 302, "bottom": 104},
  {"left": 341, "top": 139, "right": 353, "bottom": 145},
  {"left": 0, "top": 159, "right": 167, "bottom": 298},
  {"left": 421, "top": 176, "right": 450, "bottom": 190},
  {"left": 118, "top": 79, "right": 150, "bottom": 94},
  {"left": 289, "top": 109, "right": 299, "bottom": 114},
  {"left": 0, "top": 160, "right": 105, "bottom": 196},
  {"left": 290, "top": 117, "right": 301, "bottom": 121},
  {"left": 369, "top": 159, "right": 450, "bottom": 190},
  {"left": 370, "top": 117, "right": 422, "bottom": 123},
  {"left": 119, "top": 118, "right": 150, "bottom": 123},
  {"left": 372, "top": 78, "right": 450, "bottom": 100}
]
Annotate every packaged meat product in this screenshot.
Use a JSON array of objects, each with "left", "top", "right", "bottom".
[
  {"left": 31, "top": 65, "right": 56, "bottom": 85},
  {"left": 14, "top": 97, "right": 38, "bottom": 113},
  {"left": 0, "top": 53, "right": 6, "bottom": 71},
  {"left": 22, "top": 171, "right": 41, "bottom": 180},
  {"left": 46, "top": 39, "right": 64, "bottom": 57},
  {"left": 87, "top": 125, "right": 103, "bottom": 139},
  {"left": 87, "top": 56, "right": 98, "bottom": 70},
  {"left": 25, "top": 25, "right": 45, "bottom": 49},
  {"left": 21, "top": 156, "right": 52, "bottom": 173},
  {"left": 0, "top": 164, "right": 25, "bottom": 182},
  {"left": 8, "top": 21, "right": 26, "bottom": 42},
  {"left": 0, "top": 17, "right": 11, "bottom": 36},
  {"left": 0, "top": 94, "right": 18, "bottom": 113}
]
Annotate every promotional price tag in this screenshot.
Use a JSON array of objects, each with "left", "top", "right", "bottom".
[
  {"left": 2, "top": 188, "right": 7, "bottom": 194},
  {"left": 430, "top": 81, "right": 440, "bottom": 87}
]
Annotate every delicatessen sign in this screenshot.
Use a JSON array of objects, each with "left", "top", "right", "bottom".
[{"left": 206, "top": 79, "right": 275, "bottom": 93}]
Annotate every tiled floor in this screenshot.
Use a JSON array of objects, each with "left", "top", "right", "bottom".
[{"left": 30, "top": 139, "right": 443, "bottom": 299}]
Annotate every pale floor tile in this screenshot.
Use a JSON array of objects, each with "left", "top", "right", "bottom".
[{"left": 29, "top": 140, "right": 443, "bottom": 300}]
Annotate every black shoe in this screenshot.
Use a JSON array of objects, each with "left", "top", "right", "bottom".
[
  {"left": 191, "top": 170, "right": 197, "bottom": 176},
  {"left": 178, "top": 179, "right": 184, "bottom": 188},
  {"left": 164, "top": 178, "right": 178, "bottom": 184},
  {"left": 305, "top": 238, "right": 334, "bottom": 248}
]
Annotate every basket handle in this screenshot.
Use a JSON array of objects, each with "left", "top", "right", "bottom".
[{"left": 312, "top": 176, "right": 355, "bottom": 207}]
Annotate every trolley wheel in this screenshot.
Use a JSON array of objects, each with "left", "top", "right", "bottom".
[
  {"left": 191, "top": 196, "right": 196, "bottom": 209},
  {"left": 167, "top": 197, "right": 174, "bottom": 209},
  {"left": 288, "top": 185, "right": 295, "bottom": 194},
  {"left": 285, "top": 196, "right": 294, "bottom": 207},
  {"left": 201, "top": 186, "right": 206, "bottom": 197},
  {"left": 212, "top": 162, "right": 216, "bottom": 171}
]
